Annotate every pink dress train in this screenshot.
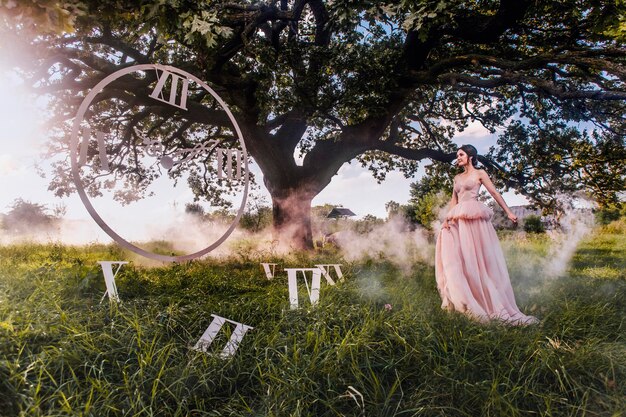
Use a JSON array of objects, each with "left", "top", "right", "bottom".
[{"left": 435, "top": 175, "right": 538, "bottom": 325}]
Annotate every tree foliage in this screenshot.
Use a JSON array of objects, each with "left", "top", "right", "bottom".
[
  {"left": 239, "top": 194, "right": 273, "bottom": 232},
  {"left": 385, "top": 200, "right": 416, "bottom": 225},
  {"left": 2, "top": 0, "right": 625, "bottom": 246},
  {"left": 353, "top": 214, "right": 385, "bottom": 234},
  {"left": 490, "top": 124, "right": 625, "bottom": 210},
  {"left": 0, "top": 198, "right": 62, "bottom": 234}
]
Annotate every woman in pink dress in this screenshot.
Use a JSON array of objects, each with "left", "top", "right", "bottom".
[{"left": 435, "top": 144, "right": 538, "bottom": 325}]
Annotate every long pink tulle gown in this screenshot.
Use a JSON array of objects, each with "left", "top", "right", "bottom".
[{"left": 435, "top": 174, "right": 538, "bottom": 325}]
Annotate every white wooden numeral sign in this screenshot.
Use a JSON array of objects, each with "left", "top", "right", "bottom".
[
  {"left": 260, "top": 263, "right": 279, "bottom": 280},
  {"left": 285, "top": 268, "right": 322, "bottom": 309},
  {"left": 192, "top": 314, "right": 254, "bottom": 358},
  {"left": 97, "top": 261, "right": 128, "bottom": 303},
  {"left": 315, "top": 264, "right": 344, "bottom": 286}
]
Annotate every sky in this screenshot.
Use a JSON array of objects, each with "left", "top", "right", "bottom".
[{"left": 0, "top": 64, "right": 529, "bottom": 246}]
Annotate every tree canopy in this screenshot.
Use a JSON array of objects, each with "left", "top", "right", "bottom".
[
  {"left": 2, "top": 0, "right": 625, "bottom": 247},
  {"left": 0, "top": 198, "right": 63, "bottom": 235}
]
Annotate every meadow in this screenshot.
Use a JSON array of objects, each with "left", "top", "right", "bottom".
[{"left": 0, "top": 221, "right": 624, "bottom": 417}]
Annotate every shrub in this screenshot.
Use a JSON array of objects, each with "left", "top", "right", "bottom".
[
  {"left": 595, "top": 204, "right": 624, "bottom": 225},
  {"left": 413, "top": 191, "right": 448, "bottom": 230},
  {"left": 523, "top": 215, "right": 545, "bottom": 233},
  {"left": 240, "top": 206, "right": 272, "bottom": 232}
]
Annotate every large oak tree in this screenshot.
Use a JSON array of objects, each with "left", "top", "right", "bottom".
[{"left": 2, "top": 0, "right": 625, "bottom": 247}]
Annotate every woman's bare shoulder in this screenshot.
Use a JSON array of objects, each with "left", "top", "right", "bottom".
[{"left": 475, "top": 169, "right": 493, "bottom": 183}]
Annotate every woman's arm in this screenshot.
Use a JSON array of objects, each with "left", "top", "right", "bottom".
[{"left": 478, "top": 170, "right": 518, "bottom": 223}]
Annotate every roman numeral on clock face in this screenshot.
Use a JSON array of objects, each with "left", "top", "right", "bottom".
[
  {"left": 149, "top": 69, "right": 189, "bottom": 110},
  {"left": 216, "top": 148, "right": 244, "bottom": 180},
  {"left": 78, "top": 126, "right": 111, "bottom": 172}
]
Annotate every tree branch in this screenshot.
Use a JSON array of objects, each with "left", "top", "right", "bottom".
[
  {"left": 437, "top": 72, "right": 626, "bottom": 100},
  {"left": 450, "top": 0, "right": 531, "bottom": 43}
]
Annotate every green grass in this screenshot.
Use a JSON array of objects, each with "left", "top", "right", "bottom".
[{"left": 0, "top": 225, "right": 624, "bottom": 417}]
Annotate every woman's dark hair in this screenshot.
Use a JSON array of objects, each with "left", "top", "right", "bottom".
[{"left": 459, "top": 144, "right": 479, "bottom": 168}]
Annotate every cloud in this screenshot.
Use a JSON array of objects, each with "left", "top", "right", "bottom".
[{"left": 451, "top": 121, "right": 498, "bottom": 153}]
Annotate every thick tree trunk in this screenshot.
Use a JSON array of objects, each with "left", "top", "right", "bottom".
[
  {"left": 271, "top": 191, "right": 314, "bottom": 250},
  {"left": 240, "top": 118, "right": 366, "bottom": 251},
  {"left": 240, "top": 120, "right": 325, "bottom": 251}
]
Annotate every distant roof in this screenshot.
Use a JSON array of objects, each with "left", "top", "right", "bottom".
[{"left": 327, "top": 207, "right": 356, "bottom": 218}]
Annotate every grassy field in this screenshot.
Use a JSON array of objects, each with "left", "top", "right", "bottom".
[{"left": 0, "top": 222, "right": 624, "bottom": 416}]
